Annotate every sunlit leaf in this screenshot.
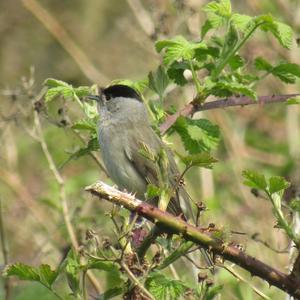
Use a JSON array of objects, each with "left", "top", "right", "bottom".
[
  {"left": 242, "top": 170, "right": 267, "bottom": 190},
  {"left": 145, "top": 272, "right": 189, "bottom": 300},
  {"left": 268, "top": 176, "right": 290, "bottom": 195}
]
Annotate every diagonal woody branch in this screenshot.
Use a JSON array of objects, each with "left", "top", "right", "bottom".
[
  {"left": 160, "top": 93, "right": 300, "bottom": 134},
  {"left": 86, "top": 181, "right": 300, "bottom": 300}
]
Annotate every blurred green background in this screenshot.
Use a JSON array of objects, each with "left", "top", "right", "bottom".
[{"left": 0, "top": 0, "right": 300, "bottom": 299}]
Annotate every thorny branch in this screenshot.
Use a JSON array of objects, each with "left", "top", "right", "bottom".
[
  {"left": 160, "top": 93, "right": 300, "bottom": 134},
  {"left": 86, "top": 181, "right": 300, "bottom": 300}
]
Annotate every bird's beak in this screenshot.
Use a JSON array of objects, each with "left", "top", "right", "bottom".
[{"left": 87, "top": 95, "right": 100, "bottom": 102}]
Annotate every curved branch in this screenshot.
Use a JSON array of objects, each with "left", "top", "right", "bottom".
[
  {"left": 160, "top": 93, "right": 300, "bottom": 134},
  {"left": 86, "top": 181, "right": 300, "bottom": 299}
]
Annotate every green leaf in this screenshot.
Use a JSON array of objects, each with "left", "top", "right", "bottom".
[
  {"left": 44, "top": 78, "right": 70, "bottom": 88},
  {"left": 177, "top": 152, "right": 218, "bottom": 169},
  {"left": 83, "top": 101, "right": 98, "bottom": 118},
  {"left": 254, "top": 57, "right": 273, "bottom": 72},
  {"left": 173, "top": 117, "right": 220, "bottom": 154},
  {"left": 167, "top": 61, "right": 189, "bottom": 86},
  {"left": 208, "top": 80, "right": 257, "bottom": 100},
  {"left": 65, "top": 249, "right": 81, "bottom": 296},
  {"left": 155, "top": 36, "right": 205, "bottom": 65},
  {"left": 74, "top": 86, "right": 91, "bottom": 97},
  {"left": 286, "top": 97, "right": 300, "bottom": 105},
  {"left": 268, "top": 176, "right": 290, "bottom": 195},
  {"left": 4, "top": 263, "right": 40, "bottom": 281},
  {"left": 203, "top": 0, "right": 232, "bottom": 29},
  {"left": 110, "top": 79, "right": 148, "bottom": 94},
  {"left": 272, "top": 21, "right": 293, "bottom": 49},
  {"left": 206, "top": 285, "right": 224, "bottom": 300},
  {"left": 255, "top": 15, "right": 293, "bottom": 49},
  {"left": 148, "top": 66, "right": 169, "bottom": 99},
  {"left": 272, "top": 63, "right": 300, "bottom": 84},
  {"left": 146, "top": 184, "right": 162, "bottom": 199},
  {"left": 158, "top": 241, "right": 194, "bottom": 270},
  {"left": 145, "top": 272, "right": 189, "bottom": 300},
  {"left": 220, "top": 25, "right": 239, "bottom": 59},
  {"left": 242, "top": 170, "right": 267, "bottom": 190},
  {"left": 228, "top": 55, "right": 244, "bottom": 70},
  {"left": 45, "top": 86, "right": 73, "bottom": 102},
  {"left": 85, "top": 259, "right": 119, "bottom": 273},
  {"left": 290, "top": 199, "right": 300, "bottom": 212},
  {"left": 230, "top": 13, "right": 253, "bottom": 33},
  {"left": 66, "top": 137, "right": 100, "bottom": 164},
  {"left": 149, "top": 100, "right": 166, "bottom": 122},
  {"left": 3, "top": 263, "right": 58, "bottom": 289},
  {"left": 201, "top": 19, "right": 213, "bottom": 39},
  {"left": 194, "top": 47, "right": 220, "bottom": 61},
  {"left": 71, "top": 118, "right": 98, "bottom": 133},
  {"left": 38, "top": 264, "right": 58, "bottom": 288}
]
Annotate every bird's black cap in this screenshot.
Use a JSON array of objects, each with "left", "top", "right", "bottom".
[{"left": 102, "top": 84, "right": 142, "bottom": 102}]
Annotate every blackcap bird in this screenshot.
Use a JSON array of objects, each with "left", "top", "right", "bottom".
[{"left": 88, "top": 84, "right": 192, "bottom": 218}]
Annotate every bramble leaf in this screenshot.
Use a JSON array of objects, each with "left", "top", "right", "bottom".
[
  {"left": 207, "top": 80, "right": 257, "bottom": 100},
  {"left": 4, "top": 263, "right": 58, "bottom": 289},
  {"left": 177, "top": 152, "right": 218, "bottom": 169},
  {"left": 203, "top": 0, "right": 232, "bottom": 29},
  {"left": 268, "top": 176, "right": 290, "bottom": 195},
  {"left": 254, "top": 57, "right": 273, "bottom": 72},
  {"left": 44, "top": 78, "right": 70, "bottom": 88},
  {"left": 173, "top": 117, "right": 220, "bottom": 154},
  {"left": 71, "top": 118, "right": 98, "bottom": 133},
  {"left": 65, "top": 249, "right": 81, "bottom": 296},
  {"left": 272, "top": 63, "right": 300, "bottom": 84},
  {"left": 155, "top": 36, "right": 205, "bottom": 65},
  {"left": 4, "top": 263, "right": 40, "bottom": 281},
  {"left": 255, "top": 15, "right": 293, "bottom": 49},
  {"left": 148, "top": 66, "right": 169, "bottom": 99},
  {"left": 167, "top": 61, "right": 189, "bottom": 86},
  {"left": 110, "top": 79, "right": 148, "bottom": 94},
  {"left": 228, "top": 55, "right": 244, "bottom": 70},
  {"left": 230, "top": 13, "right": 253, "bottom": 33},
  {"left": 242, "top": 170, "right": 267, "bottom": 190},
  {"left": 145, "top": 272, "right": 189, "bottom": 300}
]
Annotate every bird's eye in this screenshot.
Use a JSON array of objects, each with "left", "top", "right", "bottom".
[{"left": 105, "top": 94, "right": 112, "bottom": 101}]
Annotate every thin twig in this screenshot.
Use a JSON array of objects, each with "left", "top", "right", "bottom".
[
  {"left": 121, "top": 262, "right": 155, "bottom": 300},
  {"left": 222, "top": 264, "right": 271, "bottom": 300},
  {"left": 34, "top": 111, "right": 102, "bottom": 293},
  {"left": 160, "top": 93, "right": 300, "bottom": 134},
  {"left": 72, "top": 130, "right": 108, "bottom": 176},
  {"left": 0, "top": 198, "right": 11, "bottom": 300}
]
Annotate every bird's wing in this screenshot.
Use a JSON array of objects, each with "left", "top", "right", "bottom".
[{"left": 123, "top": 124, "right": 183, "bottom": 216}]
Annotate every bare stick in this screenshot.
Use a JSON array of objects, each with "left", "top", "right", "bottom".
[
  {"left": 160, "top": 93, "right": 300, "bottom": 134},
  {"left": 86, "top": 181, "right": 300, "bottom": 299},
  {"left": 0, "top": 198, "right": 11, "bottom": 300},
  {"left": 34, "top": 111, "right": 102, "bottom": 293},
  {"left": 121, "top": 262, "right": 155, "bottom": 300}
]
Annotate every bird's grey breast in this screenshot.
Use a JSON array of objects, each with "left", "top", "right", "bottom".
[{"left": 98, "top": 114, "right": 148, "bottom": 198}]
